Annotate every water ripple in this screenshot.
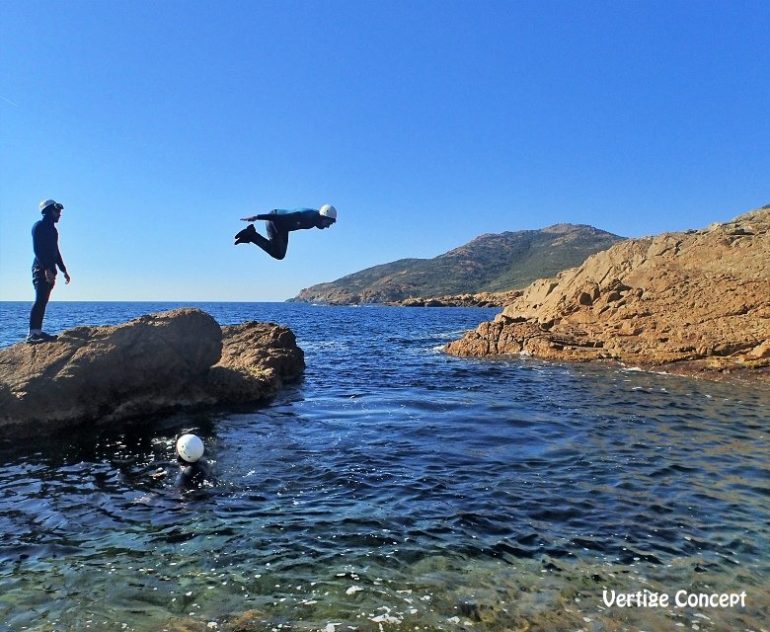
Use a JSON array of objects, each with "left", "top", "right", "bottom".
[{"left": 0, "top": 302, "right": 768, "bottom": 630}]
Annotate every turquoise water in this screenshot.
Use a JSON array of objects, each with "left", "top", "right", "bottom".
[{"left": 0, "top": 302, "right": 768, "bottom": 631}]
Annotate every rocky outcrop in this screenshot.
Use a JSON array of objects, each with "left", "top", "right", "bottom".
[
  {"left": 208, "top": 322, "right": 306, "bottom": 403},
  {"left": 0, "top": 309, "right": 305, "bottom": 436},
  {"left": 446, "top": 208, "right": 770, "bottom": 383}
]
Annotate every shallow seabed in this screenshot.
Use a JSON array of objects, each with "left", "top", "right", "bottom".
[{"left": 0, "top": 302, "right": 768, "bottom": 632}]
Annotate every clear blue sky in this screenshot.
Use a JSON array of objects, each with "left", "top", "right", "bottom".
[{"left": 1, "top": 0, "right": 768, "bottom": 301}]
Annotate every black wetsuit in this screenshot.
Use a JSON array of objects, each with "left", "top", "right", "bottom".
[
  {"left": 29, "top": 216, "right": 67, "bottom": 330},
  {"left": 177, "top": 459, "right": 211, "bottom": 488},
  {"left": 239, "top": 208, "right": 330, "bottom": 260}
]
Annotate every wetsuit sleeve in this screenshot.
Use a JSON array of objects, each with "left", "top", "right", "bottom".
[
  {"left": 252, "top": 209, "right": 283, "bottom": 221},
  {"left": 255, "top": 210, "right": 304, "bottom": 227},
  {"left": 252, "top": 208, "right": 318, "bottom": 231},
  {"left": 56, "top": 248, "right": 67, "bottom": 274}
]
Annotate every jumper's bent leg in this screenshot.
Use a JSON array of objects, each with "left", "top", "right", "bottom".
[{"left": 235, "top": 223, "right": 288, "bottom": 260}]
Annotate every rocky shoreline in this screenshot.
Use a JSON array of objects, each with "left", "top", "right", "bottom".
[
  {"left": 0, "top": 308, "right": 305, "bottom": 436},
  {"left": 389, "top": 290, "right": 522, "bottom": 308},
  {"left": 446, "top": 208, "right": 770, "bottom": 384}
]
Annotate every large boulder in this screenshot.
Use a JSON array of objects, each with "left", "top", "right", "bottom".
[
  {"left": 208, "top": 322, "right": 306, "bottom": 403},
  {"left": 446, "top": 208, "right": 770, "bottom": 383},
  {"left": 0, "top": 309, "right": 305, "bottom": 436}
]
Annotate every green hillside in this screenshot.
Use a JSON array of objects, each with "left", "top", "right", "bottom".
[{"left": 294, "top": 224, "right": 624, "bottom": 304}]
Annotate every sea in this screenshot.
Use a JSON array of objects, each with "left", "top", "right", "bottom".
[{"left": 0, "top": 301, "right": 768, "bottom": 632}]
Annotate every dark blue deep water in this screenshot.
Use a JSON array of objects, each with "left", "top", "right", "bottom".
[{"left": 0, "top": 302, "right": 768, "bottom": 632}]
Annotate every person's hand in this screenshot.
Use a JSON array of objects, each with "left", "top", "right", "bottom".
[
  {"left": 64, "top": 272, "right": 71, "bottom": 284},
  {"left": 45, "top": 269, "right": 56, "bottom": 285},
  {"left": 240, "top": 216, "right": 258, "bottom": 222}
]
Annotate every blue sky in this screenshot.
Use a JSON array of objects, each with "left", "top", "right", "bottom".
[{"left": 1, "top": 0, "right": 768, "bottom": 301}]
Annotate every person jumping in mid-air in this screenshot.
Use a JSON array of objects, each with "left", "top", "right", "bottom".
[{"left": 234, "top": 204, "right": 337, "bottom": 260}]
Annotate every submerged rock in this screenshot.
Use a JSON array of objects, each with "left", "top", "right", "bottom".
[
  {"left": 0, "top": 308, "right": 304, "bottom": 436},
  {"left": 446, "top": 208, "right": 770, "bottom": 383}
]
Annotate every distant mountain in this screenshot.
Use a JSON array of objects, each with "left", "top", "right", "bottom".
[{"left": 294, "top": 224, "right": 624, "bottom": 304}]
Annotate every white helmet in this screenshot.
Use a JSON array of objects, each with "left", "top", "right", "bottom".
[
  {"left": 319, "top": 204, "right": 337, "bottom": 221},
  {"left": 176, "top": 433, "right": 204, "bottom": 463},
  {"left": 40, "top": 199, "right": 63, "bottom": 213}
]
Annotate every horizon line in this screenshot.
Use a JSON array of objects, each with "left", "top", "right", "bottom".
[{"left": 0, "top": 299, "right": 295, "bottom": 304}]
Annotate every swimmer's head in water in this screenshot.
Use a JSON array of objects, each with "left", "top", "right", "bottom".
[{"left": 176, "top": 433, "right": 204, "bottom": 463}]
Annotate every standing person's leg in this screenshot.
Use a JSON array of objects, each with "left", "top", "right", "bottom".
[{"left": 29, "top": 268, "right": 53, "bottom": 336}]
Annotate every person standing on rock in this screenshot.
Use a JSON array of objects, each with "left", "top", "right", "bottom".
[
  {"left": 234, "top": 204, "right": 337, "bottom": 260},
  {"left": 28, "top": 199, "right": 70, "bottom": 343}
]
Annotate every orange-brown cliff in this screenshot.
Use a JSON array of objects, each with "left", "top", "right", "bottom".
[{"left": 446, "top": 208, "right": 770, "bottom": 383}]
